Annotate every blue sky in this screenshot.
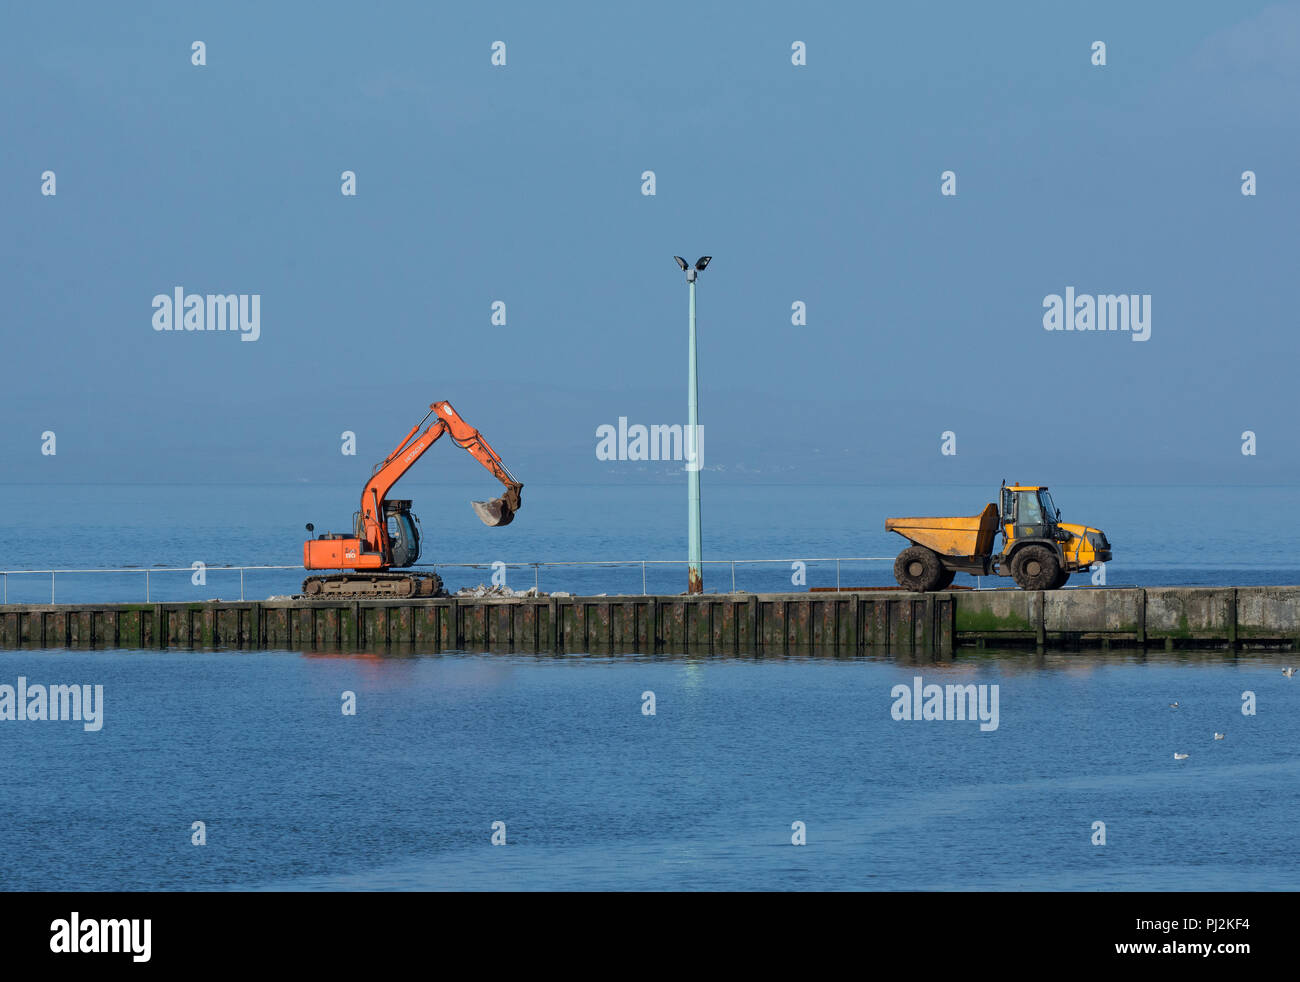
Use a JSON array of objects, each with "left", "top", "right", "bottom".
[{"left": 2, "top": 1, "right": 1297, "bottom": 486}]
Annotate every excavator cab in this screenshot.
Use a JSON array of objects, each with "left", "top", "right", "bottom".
[{"left": 383, "top": 500, "right": 421, "bottom": 567}]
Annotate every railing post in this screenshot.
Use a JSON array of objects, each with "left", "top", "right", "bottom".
[
  {"left": 836, "top": 559, "right": 841, "bottom": 591},
  {"left": 642, "top": 562, "right": 647, "bottom": 596},
  {"left": 51, "top": 571, "right": 55, "bottom": 604},
  {"left": 535, "top": 564, "right": 539, "bottom": 593},
  {"left": 731, "top": 561, "right": 736, "bottom": 593},
  {"left": 146, "top": 570, "right": 150, "bottom": 603},
  {"left": 240, "top": 567, "right": 245, "bottom": 602}
]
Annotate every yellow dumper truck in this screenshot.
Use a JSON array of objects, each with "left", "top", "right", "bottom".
[{"left": 885, "top": 484, "right": 1111, "bottom": 591}]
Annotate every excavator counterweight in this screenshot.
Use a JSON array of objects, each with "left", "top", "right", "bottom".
[{"left": 301, "top": 400, "right": 523, "bottom": 598}]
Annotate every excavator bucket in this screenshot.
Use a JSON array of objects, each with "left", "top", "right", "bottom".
[{"left": 471, "top": 496, "right": 516, "bottom": 527}]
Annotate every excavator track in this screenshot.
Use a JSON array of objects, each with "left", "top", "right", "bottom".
[{"left": 301, "top": 572, "right": 444, "bottom": 599}]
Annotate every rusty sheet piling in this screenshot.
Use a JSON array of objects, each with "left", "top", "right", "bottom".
[{"left": 3, "top": 586, "right": 1299, "bottom": 653}]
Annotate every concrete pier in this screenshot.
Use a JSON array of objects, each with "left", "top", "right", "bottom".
[{"left": 2, "top": 586, "right": 1299, "bottom": 653}]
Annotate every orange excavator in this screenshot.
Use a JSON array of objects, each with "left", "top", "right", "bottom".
[{"left": 301, "top": 400, "right": 523, "bottom": 597}]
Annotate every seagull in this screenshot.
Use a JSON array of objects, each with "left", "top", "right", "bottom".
[
  {"left": 1214, "top": 733, "right": 1225, "bottom": 740},
  {"left": 1283, "top": 667, "right": 1296, "bottom": 677},
  {"left": 1174, "top": 753, "right": 1190, "bottom": 760},
  {"left": 1169, "top": 702, "right": 1180, "bottom": 708}
]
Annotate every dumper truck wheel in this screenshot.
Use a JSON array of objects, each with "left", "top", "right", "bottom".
[
  {"left": 1011, "top": 545, "right": 1060, "bottom": 591},
  {"left": 1052, "top": 568, "right": 1070, "bottom": 590},
  {"left": 934, "top": 567, "right": 956, "bottom": 590},
  {"left": 894, "top": 546, "right": 945, "bottom": 592}
]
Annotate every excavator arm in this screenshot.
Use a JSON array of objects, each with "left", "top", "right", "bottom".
[{"left": 357, "top": 400, "right": 523, "bottom": 550}]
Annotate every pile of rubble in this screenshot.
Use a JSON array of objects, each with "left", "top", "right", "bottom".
[
  {"left": 271, "top": 586, "right": 576, "bottom": 600},
  {"left": 453, "top": 583, "right": 550, "bottom": 598}
]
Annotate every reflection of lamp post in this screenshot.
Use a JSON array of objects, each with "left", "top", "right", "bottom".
[{"left": 674, "top": 255, "right": 711, "bottom": 594}]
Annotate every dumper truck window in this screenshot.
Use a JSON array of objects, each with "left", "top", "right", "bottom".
[
  {"left": 1019, "top": 493, "right": 1042, "bottom": 525},
  {"left": 1039, "top": 491, "right": 1058, "bottom": 523}
]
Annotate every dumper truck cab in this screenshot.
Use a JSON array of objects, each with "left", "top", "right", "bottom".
[{"left": 885, "top": 484, "right": 1111, "bottom": 592}]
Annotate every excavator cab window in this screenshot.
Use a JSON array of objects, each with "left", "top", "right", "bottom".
[{"left": 384, "top": 501, "right": 422, "bottom": 568}]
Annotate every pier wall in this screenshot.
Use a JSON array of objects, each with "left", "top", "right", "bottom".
[{"left": 2, "top": 586, "right": 1299, "bottom": 653}]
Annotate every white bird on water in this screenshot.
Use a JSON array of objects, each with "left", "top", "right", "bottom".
[
  {"left": 1169, "top": 702, "right": 1180, "bottom": 708},
  {"left": 1214, "top": 733, "right": 1225, "bottom": 740},
  {"left": 1284, "top": 667, "right": 1297, "bottom": 677},
  {"left": 1174, "top": 753, "right": 1190, "bottom": 760}
]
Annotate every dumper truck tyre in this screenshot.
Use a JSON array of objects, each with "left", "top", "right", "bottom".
[
  {"left": 934, "top": 567, "right": 956, "bottom": 590},
  {"left": 894, "top": 546, "right": 945, "bottom": 592},
  {"left": 1011, "top": 545, "right": 1060, "bottom": 591},
  {"left": 1052, "top": 568, "right": 1070, "bottom": 589}
]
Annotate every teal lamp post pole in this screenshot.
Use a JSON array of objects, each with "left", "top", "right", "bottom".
[{"left": 674, "top": 255, "right": 711, "bottom": 595}]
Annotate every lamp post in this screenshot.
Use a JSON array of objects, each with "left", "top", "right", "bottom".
[{"left": 674, "top": 255, "right": 711, "bottom": 594}]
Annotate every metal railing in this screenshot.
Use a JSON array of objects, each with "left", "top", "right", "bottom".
[
  {"left": 0, "top": 558, "right": 903, "bottom": 604},
  {"left": 0, "top": 565, "right": 298, "bottom": 604}
]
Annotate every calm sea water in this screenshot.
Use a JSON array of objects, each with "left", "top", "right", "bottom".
[
  {"left": 2, "top": 483, "right": 1299, "bottom": 601},
  {"left": 2, "top": 483, "right": 1298, "bottom": 891},
  {"left": 1, "top": 648, "right": 1297, "bottom": 891}
]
